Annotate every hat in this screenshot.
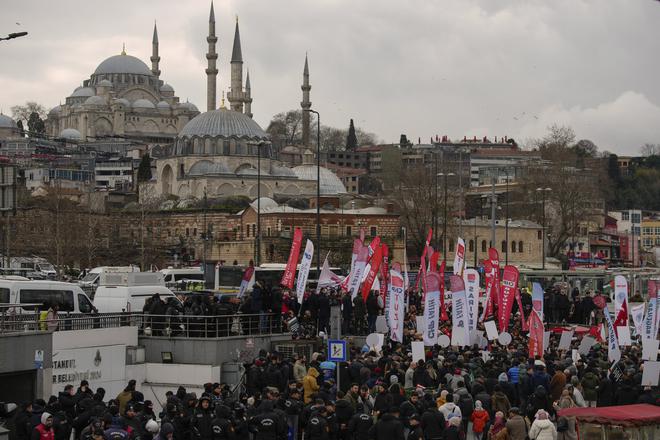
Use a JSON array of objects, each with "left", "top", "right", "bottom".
[
  {"left": 534, "top": 360, "right": 546, "bottom": 367},
  {"left": 475, "top": 400, "right": 483, "bottom": 410},
  {"left": 454, "top": 368, "right": 461, "bottom": 375},
  {"left": 145, "top": 420, "right": 159, "bottom": 433},
  {"left": 41, "top": 413, "right": 53, "bottom": 425},
  {"left": 498, "top": 373, "right": 508, "bottom": 382}
]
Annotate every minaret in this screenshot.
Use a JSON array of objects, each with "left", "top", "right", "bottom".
[
  {"left": 301, "top": 54, "right": 312, "bottom": 148},
  {"left": 206, "top": 1, "right": 218, "bottom": 111},
  {"left": 150, "top": 22, "right": 161, "bottom": 78},
  {"left": 228, "top": 17, "right": 244, "bottom": 112},
  {"left": 244, "top": 69, "right": 253, "bottom": 118}
]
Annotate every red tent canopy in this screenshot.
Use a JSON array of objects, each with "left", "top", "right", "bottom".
[{"left": 558, "top": 404, "right": 660, "bottom": 427}]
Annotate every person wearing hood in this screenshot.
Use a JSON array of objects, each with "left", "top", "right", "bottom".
[
  {"left": 486, "top": 411, "right": 508, "bottom": 440},
  {"left": 155, "top": 423, "right": 175, "bottom": 440},
  {"left": 192, "top": 396, "right": 214, "bottom": 440},
  {"left": 528, "top": 410, "right": 556, "bottom": 440},
  {"left": 580, "top": 368, "right": 599, "bottom": 407},
  {"left": 29, "top": 400, "right": 47, "bottom": 432},
  {"left": 304, "top": 368, "right": 321, "bottom": 404},
  {"left": 527, "top": 386, "right": 553, "bottom": 421},
  {"left": 102, "top": 413, "right": 130, "bottom": 440},
  {"left": 123, "top": 405, "right": 143, "bottom": 440},
  {"left": 335, "top": 398, "right": 354, "bottom": 437},
  {"left": 250, "top": 400, "right": 287, "bottom": 440},
  {"left": 31, "top": 412, "right": 54, "bottom": 440},
  {"left": 368, "top": 405, "right": 405, "bottom": 440},
  {"left": 444, "top": 415, "right": 464, "bottom": 440},
  {"left": 491, "top": 385, "right": 511, "bottom": 418},
  {"left": 45, "top": 401, "right": 70, "bottom": 440},
  {"left": 470, "top": 400, "right": 490, "bottom": 440},
  {"left": 505, "top": 408, "right": 529, "bottom": 440},
  {"left": 210, "top": 404, "right": 234, "bottom": 440}
]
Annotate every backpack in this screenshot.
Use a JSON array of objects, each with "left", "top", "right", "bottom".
[{"left": 458, "top": 392, "right": 474, "bottom": 417}]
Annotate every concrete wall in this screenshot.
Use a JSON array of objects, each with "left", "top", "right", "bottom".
[
  {"left": 140, "top": 334, "right": 292, "bottom": 365},
  {"left": 0, "top": 331, "right": 53, "bottom": 402}
]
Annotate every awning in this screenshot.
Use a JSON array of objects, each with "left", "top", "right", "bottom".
[{"left": 558, "top": 404, "right": 660, "bottom": 427}]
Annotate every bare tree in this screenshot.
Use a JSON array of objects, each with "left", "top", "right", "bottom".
[
  {"left": 640, "top": 143, "right": 659, "bottom": 157},
  {"left": 11, "top": 101, "right": 47, "bottom": 124}
]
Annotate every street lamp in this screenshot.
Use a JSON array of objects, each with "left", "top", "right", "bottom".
[
  {"left": 437, "top": 172, "right": 455, "bottom": 259},
  {"left": 536, "top": 187, "right": 552, "bottom": 269},
  {"left": 304, "top": 108, "right": 321, "bottom": 275},
  {"left": 0, "top": 32, "right": 28, "bottom": 42}
]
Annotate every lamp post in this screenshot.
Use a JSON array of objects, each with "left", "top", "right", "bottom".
[
  {"left": 437, "top": 172, "right": 455, "bottom": 259},
  {"left": 536, "top": 187, "right": 552, "bottom": 269},
  {"left": 305, "top": 109, "right": 321, "bottom": 275},
  {"left": 254, "top": 141, "right": 267, "bottom": 266}
]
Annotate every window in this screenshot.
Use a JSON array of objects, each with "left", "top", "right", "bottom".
[
  {"left": 656, "top": 237, "right": 660, "bottom": 245},
  {"left": 622, "top": 211, "right": 629, "bottom": 221},
  {"left": 186, "top": 228, "right": 189, "bottom": 236},
  {"left": 20, "top": 289, "right": 74, "bottom": 312},
  {"left": 481, "top": 240, "right": 487, "bottom": 252},
  {"left": 370, "top": 226, "right": 377, "bottom": 237},
  {"left": 267, "top": 227, "right": 271, "bottom": 237},
  {"left": 501, "top": 241, "right": 507, "bottom": 252},
  {"left": 193, "top": 228, "right": 197, "bottom": 236},
  {"left": 78, "top": 294, "right": 93, "bottom": 313},
  {"left": 468, "top": 240, "right": 474, "bottom": 252},
  {"left": 656, "top": 227, "right": 660, "bottom": 235},
  {"left": 252, "top": 224, "right": 256, "bottom": 237},
  {"left": 519, "top": 241, "right": 524, "bottom": 253},
  {"left": 346, "top": 226, "right": 352, "bottom": 237},
  {"left": 538, "top": 230, "right": 542, "bottom": 240},
  {"left": 0, "top": 287, "right": 9, "bottom": 303},
  {"left": 511, "top": 241, "right": 517, "bottom": 253},
  {"left": 246, "top": 225, "right": 250, "bottom": 238},
  {"left": 631, "top": 213, "right": 641, "bottom": 224}
]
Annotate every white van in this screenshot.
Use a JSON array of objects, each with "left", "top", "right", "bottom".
[
  {"left": 159, "top": 267, "right": 204, "bottom": 285},
  {"left": 0, "top": 280, "right": 95, "bottom": 314},
  {"left": 78, "top": 266, "right": 140, "bottom": 290},
  {"left": 93, "top": 285, "right": 179, "bottom": 313}
]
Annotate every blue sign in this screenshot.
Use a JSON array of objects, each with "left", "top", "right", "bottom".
[{"left": 327, "top": 339, "right": 347, "bottom": 362}]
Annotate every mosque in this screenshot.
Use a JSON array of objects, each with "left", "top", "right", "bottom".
[{"left": 140, "top": 3, "right": 347, "bottom": 201}]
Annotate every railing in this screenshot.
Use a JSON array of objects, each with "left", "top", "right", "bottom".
[{"left": 0, "top": 310, "right": 288, "bottom": 338}]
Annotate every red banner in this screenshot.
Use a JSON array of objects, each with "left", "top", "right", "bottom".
[
  {"left": 362, "top": 245, "right": 383, "bottom": 301},
  {"left": 280, "top": 227, "right": 303, "bottom": 289},
  {"left": 380, "top": 244, "right": 389, "bottom": 304},
  {"left": 482, "top": 259, "right": 494, "bottom": 321},
  {"left": 488, "top": 248, "right": 501, "bottom": 308},
  {"left": 498, "top": 265, "right": 519, "bottom": 332},
  {"left": 430, "top": 251, "right": 440, "bottom": 273},
  {"left": 528, "top": 309, "right": 544, "bottom": 358},
  {"left": 368, "top": 236, "right": 381, "bottom": 258},
  {"left": 515, "top": 289, "right": 528, "bottom": 331}
]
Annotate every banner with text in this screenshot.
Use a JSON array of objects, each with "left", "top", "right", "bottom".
[
  {"left": 388, "top": 269, "right": 405, "bottom": 343},
  {"left": 295, "top": 240, "right": 314, "bottom": 304},
  {"left": 453, "top": 238, "right": 465, "bottom": 276},
  {"left": 498, "top": 265, "right": 519, "bottom": 332},
  {"left": 463, "top": 269, "right": 480, "bottom": 332},
  {"left": 450, "top": 275, "right": 469, "bottom": 346},
  {"left": 280, "top": 227, "right": 303, "bottom": 289},
  {"left": 423, "top": 271, "right": 442, "bottom": 346}
]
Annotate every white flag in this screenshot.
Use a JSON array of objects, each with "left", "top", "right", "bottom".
[
  {"left": 631, "top": 303, "right": 645, "bottom": 337},
  {"left": 614, "top": 275, "right": 628, "bottom": 319},
  {"left": 388, "top": 270, "right": 405, "bottom": 343},
  {"left": 450, "top": 276, "right": 470, "bottom": 347},
  {"left": 295, "top": 240, "right": 314, "bottom": 304},
  {"left": 463, "top": 269, "right": 480, "bottom": 332},
  {"left": 603, "top": 309, "right": 621, "bottom": 364},
  {"left": 453, "top": 238, "right": 466, "bottom": 276},
  {"left": 423, "top": 272, "right": 442, "bottom": 346}
]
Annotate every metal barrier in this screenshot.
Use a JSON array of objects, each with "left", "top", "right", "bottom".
[{"left": 0, "top": 310, "right": 287, "bottom": 338}]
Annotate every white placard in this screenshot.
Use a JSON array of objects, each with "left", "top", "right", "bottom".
[
  {"left": 572, "top": 349, "right": 581, "bottom": 364},
  {"left": 375, "top": 316, "right": 388, "bottom": 333},
  {"left": 470, "top": 330, "right": 484, "bottom": 346},
  {"left": 617, "top": 326, "right": 632, "bottom": 346},
  {"left": 411, "top": 341, "right": 425, "bottom": 363},
  {"left": 366, "top": 333, "right": 379, "bottom": 347},
  {"left": 481, "top": 350, "right": 492, "bottom": 362},
  {"left": 543, "top": 331, "right": 551, "bottom": 352},
  {"left": 642, "top": 338, "right": 659, "bottom": 361},
  {"left": 438, "top": 334, "right": 451, "bottom": 348},
  {"left": 415, "top": 316, "right": 425, "bottom": 332},
  {"left": 498, "top": 332, "right": 512, "bottom": 346},
  {"left": 558, "top": 330, "right": 574, "bottom": 351},
  {"left": 484, "top": 320, "right": 499, "bottom": 340},
  {"left": 578, "top": 336, "right": 596, "bottom": 355},
  {"left": 452, "top": 329, "right": 469, "bottom": 347},
  {"left": 376, "top": 333, "right": 385, "bottom": 349},
  {"left": 641, "top": 361, "right": 660, "bottom": 386}
]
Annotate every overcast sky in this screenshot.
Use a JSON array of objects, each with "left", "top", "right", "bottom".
[{"left": 1, "top": 0, "right": 660, "bottom": 155}]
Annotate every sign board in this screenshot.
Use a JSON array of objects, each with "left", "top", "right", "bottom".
[
  {"left": 52, "top": 345, "right": 126, "bottom": 394},
  {"left": 558, "top": 330, "right": 574, "bottom": 351},
  {"left": 327, "top": 340, "right": 347, "bottom": 362},
  {"left": 411, "top": 341, "right": 425, "bottom": 363},
  {"left": 34, "top": 349, "right": 44, "bottom": 369}
]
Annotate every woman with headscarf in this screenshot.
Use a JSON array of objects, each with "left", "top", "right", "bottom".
[
  {"left": 436, "top": 389, "right": 448, "bottom": 409},
  {"left": 554, "top": 391, "right": 577, "bottom": 440},
  {"left": 471, "top": 400, "right": 490, "bottom": 440},
  {"left": 445, "top": 415, "right": 465, "bottom": 440},
  {"left": 528, "top": 410, "right": 557, "bottom": 440},
  {"left": 486, "top": 411, "right": 509, "bottom": 440}
]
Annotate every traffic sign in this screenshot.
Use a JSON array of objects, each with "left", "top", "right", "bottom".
[{"left": 327, "top": 339, "right": 347, "bottom": 362}]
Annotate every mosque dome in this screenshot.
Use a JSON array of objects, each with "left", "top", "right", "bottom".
[
  {"left": 59, "top": 128, "right": 82, "bottom": 140},
  {"left": 179, "top": 108, "right": 268, "bottom": 140},
  {"left": 133, "top": 98, "right": 156, "bottom": 109},
  {"left": 292, "top": 165, "right": 347, "bottom": 195},
  {"left": 94, "top": 54, "right": 153, "bottom": 76},
  {"left": 97, "top": 79, "right": 113, "bottom": 87},
  {"left": 250, "top": 197, "right": 279, "bottom": 210},
  {"left": 236, "top": 166, "right": 269, "bottom": 177},
  {"left": 188, "top": 160, "right": 230, "bottom": 176},
  {"left": 114, "top": 98, "right": 130, "bottom": 107},
  {"left": 160, "top": 84, "right": 174, "bottom": 92},
  {"left": 84, "top": 95, "right": 105, "bottom": 106},
  {"left": 48, "top": 105, "right": 62, "bottom": 116},
  {"left": 178, "top": 102, "right": 199, "bottom": 112},
  {"left": 156, "top": 101, "right": 170, "bottom": 110},
  {"left": 0, "top": 114, "right": 17, "bottom": 128},
  {"left": 271, "top": 164, "right": 296, "bottom": 177},
  {"left": 70, "top": 87, "right": 95, "bottom": 98}
]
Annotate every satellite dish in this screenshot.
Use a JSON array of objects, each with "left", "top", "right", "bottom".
[
  {"left": 438, "top": 335, "right": 450, "bottom": 348},
  {"left": 498, "top": 332, "right": 512, "bottom": 346}
]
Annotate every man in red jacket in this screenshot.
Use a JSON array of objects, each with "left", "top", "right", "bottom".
[{"left": 31, "top": 413, "right": 54, "bottom": 440}]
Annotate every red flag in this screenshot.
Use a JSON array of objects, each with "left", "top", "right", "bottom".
[
  {"left": 368, "top": 236, "right": 381, "bottom": 259},
  {"left": 439, "top": 261, "right": 448, "bottom": 321},
  {"left": 380, "top": 244, "right": 389, "bottom": 304},
  {"left": 362, "top": 245, "right": 383, "bottom": 301},
  {"left": 498, "top": 265, "right": 519, "bottom": 332},
  {"left": 481, "top": 259, "right": 494, "bottom": 321},
  {"left": 488, "top": 248, "right": 501, "bottom": 308},
  {"left": 280, "top": 227, "right": 303, "bottom": 289},
  {"left": 430, "top": 251, "right": 441, "bottom": 273},
  {"left": 515, "top": 289, "right": 528, "bottom": 331},
  {"left": 528, "top": 309, "right": 544, "bottom": 358}
]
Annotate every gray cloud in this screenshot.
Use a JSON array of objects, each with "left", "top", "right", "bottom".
[{"left": 1, "top": 0, "right": 659, "bottom": 154}]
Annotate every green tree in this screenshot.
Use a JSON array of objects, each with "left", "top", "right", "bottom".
[
  {"left": 26, "top": 112, "right": 45, "bottom": 137},
  {"left": 16, "top": 120, "right": 25, "bottom": 137},
  {"left": 346, "top": 119, "right": 358, "bottom": 150},
  {"left": 137, "top": 153, "right": 152, "bottom": 182}
]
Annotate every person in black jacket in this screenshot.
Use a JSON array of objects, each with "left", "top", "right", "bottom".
[
  {"left": 368, "top": 406, "right": 405, "bottom": 440},
  {"left": 14, "top": 402, "right": 33, "bottom": 440},
  {"left": 341, "top": 293, "right": 353, "bottom": 335},
  {"left": 58, "top": 385, "right": 79, "bottom": 422},
  {"left": 366, "top": 292, "right": 380, "bottom": 334},
  {"left": 346, "top": 404, "right": 373, "bottom": 440},
  {"left": 46, "top": 402, "right": 71, "bottom": 440},
  {"left": 306, "top": 406, "right": 330, "bottom": 440},
  {"left": 210, "top": 405, "right": 234, "bottom": 440},
  {"left": 249, "top": 401, "right": 287, "bottom": 440},
  {"left": 420, "top": 405, "right": 445, "bottom": 440},
  {"left": 192, "top": 396, "right": 214, "bottom": 440},
  {"left": 318, "top": 291, "right": 331, "bottom": 334}
]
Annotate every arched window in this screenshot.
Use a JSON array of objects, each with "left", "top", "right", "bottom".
[
  {"left": 469, "top": 240, "right": 474, "bottom": 252},
  {"left": 501, "top": 240, "right": 506, "bottom": 252},
  {"left": 511, "top": 241, "right": 517, "bottom": 253},
  {"left": 449, "top": 239, "right": 455, "bottom": 252},
  {"left": 519, "top": 240, "right": 524, "bottom": 253},
  {"left": 481, "top": 240, "right": 487, "bottom": 252}
]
